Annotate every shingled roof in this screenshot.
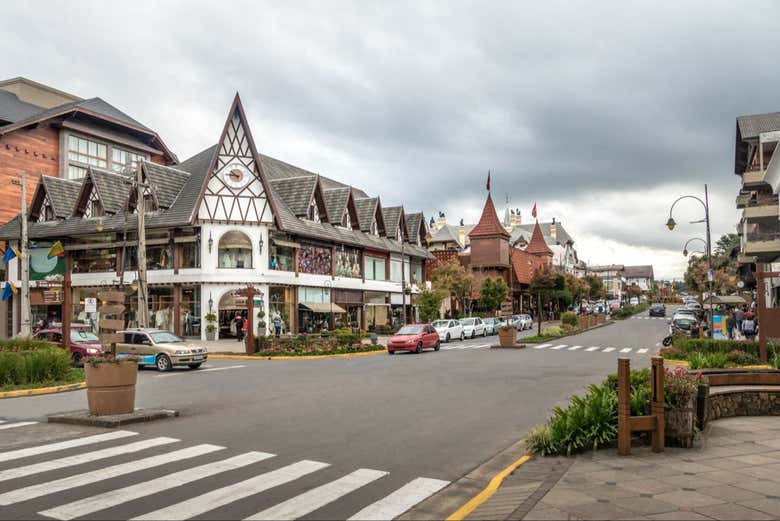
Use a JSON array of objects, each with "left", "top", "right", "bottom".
[
  {"left": 270, "top": 175, "right": 319, "bottom": 217},
  {"left": 405, "top": 212, "right": 426, "bottom": 245},
  {"left": 323, "top": 187, "right": 352, "bottom": 226},
  {"left": 141, "top": 162, "right": 191, "bottom": 209},
  {"left": 469, "top": 194, "right": 510, "bottom": 239},
  {"left": 354, "top": 197, "right": 380, "bottom": 233},
  {"left": 382, "top": 206, "right": 404, "bottom": 240},
  {"left": 525, "top": 221, "right": 553, "bottom": 256},
  {"left": 38, "top": 176, "right": 81, "bottom": 219},
  {"left": 85, "top": 167, "right": 133, "bottom": 215}
]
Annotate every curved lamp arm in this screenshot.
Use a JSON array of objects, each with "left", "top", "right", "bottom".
[
  {"left": 682, "top": 237, "right": 707, "bottom": 255},
  {"left": 667, "top": 194, "right": 707, "bottom": 230}
]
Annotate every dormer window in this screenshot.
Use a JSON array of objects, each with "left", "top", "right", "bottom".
[
  {"left": 342, "top": 210, "right": 351, "bottom": 228},
  {"left": 308, "top": 200, "right": 320, "bottom": 223},
  {"left": 38, "top": 194, "right": 55, "bottom": 222},
  {"left": 83, "top": 189, "right": 104, "bottom": 218},
  {"left": 370, "top": 220, "right": 378, "bottom": 236},
  {"left": 416, "top": 235, "right": 422, "bottom": 247}
]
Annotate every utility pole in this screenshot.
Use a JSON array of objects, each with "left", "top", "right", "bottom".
[
  {"left": 401, "top": 241, "right": 406, "bottom": 326},
  {"left": 14, "top": 174, "right": 31, "bottom": 337},
  {"left": 704, "top": 184, "right": 714, "bottom": 338},
  {"left": 136, "top": 165, "right": 149, "bottom": 328}
]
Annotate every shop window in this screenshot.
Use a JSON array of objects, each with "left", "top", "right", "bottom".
[
  {"left": 412, "top": 261, "right": 423, "bottom": 285},
  {"left": 269, "top": 245, "right": 295, "bottom": 271},
  {"left": 269, "top": 286, "right": 294, "bottom": 335},
  {"left": 365, "top": 256, "right": 386, "bottom": 281},
  {"left": 180, "top": 286, "right": 201, "bottom": 337},
  {"left": 299, "top": 286, "right": 331, "bottom": 304},
  {"left": 146, "top": 244, "right": 172, "bottom": 270},
  {"left": 72, "top": 248, "right": 117, "bottom": 273},
  {"left": 218, "top": 231, "right": 253, "bottom": 269},
  {"left": 335, "top": 247, "right": 362, "bottom": 278},
  {"left": 180, "top": 242, "right": 200, "bottom": 269},
  {"left": 297, "top": 245, "right": 331, "bottom": 275}
]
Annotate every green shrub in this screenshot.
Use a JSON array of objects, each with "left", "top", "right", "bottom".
[
  {"left": 674, "top": 338, "right": 759, "bottom": 357},
  {"left": 542, "top": 326, "right": 563, "bottom": 336},
  {"left": 725, "top": 350, "right": 760, "bottom": 366},
  {"left": 334, "top": 330, "right": 360, "bottom": 347},
  {"left": 525, "top": 424, "right": 556, "bottom": 456},
  {"left": 547, "top": 384, "right": 618, "bottom": 456},
  {"left": 0, "top": 337, "right": 55, "bottom": 352},
  {"left": 687, "top": 351, "right": 728, "bottom": 369},
  {"left": 561, "top": 312, "right": 578, "bottom": 327},
  {"left": 560, "top": 323, "right": 574, "bottom": 333},
  {"left": 0, "top": 348, "right": 71, "bottom": 386},
  {"left": 658, "top": 346, "right": 684, "bottom": 360}
]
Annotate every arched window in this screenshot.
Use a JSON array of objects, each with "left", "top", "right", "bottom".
[{"left": 218, "top": 231, "right": 253, "bottom": 269}]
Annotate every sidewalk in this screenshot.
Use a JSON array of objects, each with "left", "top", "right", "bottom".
[{"left": 467, "top": 416, "right": 780, "bottom": 520}]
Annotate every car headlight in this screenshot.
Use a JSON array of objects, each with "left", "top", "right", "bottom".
[
  {"left": 407, "top": 339, "right": 416, "bottom": 344},
  {"left": 174, "top": 350, "right": 190, "bottom": 355},
  {"left": 86, "top": 348, "right": 98, "bottom": 354}
]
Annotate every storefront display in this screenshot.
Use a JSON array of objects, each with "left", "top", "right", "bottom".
[
  {"left": 180, "top": 286, "right": 201, "bottom": 337},
  {"left": 218, "top": 231, "right": 253, "bottom": 269},
  {"left": 365, "top": 291, "right": 389, "bottom": 331},
  {"left": 335, "top": 247, "right": 362, "bottom": 278},
  {"left": 72, "top": 248, "right": 117, "bottom": 273},
  {"left": 269, "top": 286, "right": 295, "bottom": 335},
  {"left": 297, "top": 245, "right": 331, "bottom": 275}
]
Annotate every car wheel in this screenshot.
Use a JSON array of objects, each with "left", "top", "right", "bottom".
[
  {"left": 188, "top": 363, "right": 202, "bottom": 369},
  {"left": 483, "top": 329, "right": 487, "bottom": 337},
  {"left": 445, "top": 333, "right": 451, "bottom": 343},
  {"left": 434, "top": 340, "right": 440, "bottom": 351},
  {"left": 388, "top": 349, "right": 395, "bottom": 355},
  {"left": 460, "top": 332, "right": 465, "bottom": 341},
  {"left": 415, "top": 342, "right": 423, "bottom": 354},
  {"left": 471, "top": 331, "right": 476, "bottom": 339},
  {"left": 156, "top": 354, "right": 173, "bottom": 372},
  {"left": 71, "top": 352, "right": 83, "bottom": 367}
]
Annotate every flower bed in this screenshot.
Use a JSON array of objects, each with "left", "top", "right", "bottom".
[
  {"left": 0, "top": 346, "right": 83, "bottom": 392},
  {"left": 610, "top": 303, "right": 648, "bottom": 320},
  {"left": 661, "top": 337, "right": 779, "bottom": 369},
  {"left": 526, "top": 367, "right": 702, "bottom": 456},
  {"left": 252, "top": 329, "right": 383, "bottom": 357}
]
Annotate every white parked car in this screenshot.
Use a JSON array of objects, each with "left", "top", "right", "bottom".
[
  {"left": 685, "top": 301, "right": 702, "bottom": 312},
  {"left": 482, "top": 318, "right": 501, "bottom": 335},
  {"left": 431, "top": 319, "right": 464, "bottom": 342},
  {"left": 460, "top": 317, "right": 486, "bottom": 338},
  {"left": 518, "top": 314, "right": 533, "bottom": 330}
]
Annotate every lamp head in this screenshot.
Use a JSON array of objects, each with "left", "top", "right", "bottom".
[
  {"left": 130, "top": 279, "right": 139, "bottom": 292},
  {"left": 683, "top": 248, "right": 688, "bottom": 257},
  {"left": 666, "top": 217, "right": 676, "bottom": 231}
]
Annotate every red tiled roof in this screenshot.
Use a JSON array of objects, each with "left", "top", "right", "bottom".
[
  {"left": 469, "top": 194, "right": 510, "bottom": 239},
  {"left": 525, "top": 221, "right": 553, "bottom": 256},
  {"left": 511, "top": 248, "right": 545, "bottom": 284}
]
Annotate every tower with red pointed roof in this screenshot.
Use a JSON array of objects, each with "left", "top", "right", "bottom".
[
  {"left": 525, "top": 221, "right": 553, "bottom": 257},
  {"left": 468, "top": 192, "right": 510, "bottom": 268}
]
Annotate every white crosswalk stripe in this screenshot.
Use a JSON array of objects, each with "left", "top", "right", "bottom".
[
  {"left": 0, "top": 430, "right": 137, "bottom": 463},
  {"left": 533, "top": 343, "right": 552, "bottom": 349},
  {"left": 40, "top": 451, "right": 274, "bottom": 520},
  {"left": 0, "top": 437, "right": 178, "bottom": 483},
  {"left": 567, "top": 345, "right": 583, "bottom": 351},
  {"left": 638, "top": 348, "right": 649, "bottom": 354},
  {"left": 246, "top": 468, "right": 388, "bottom": 520},
  {"left": 0, "top": 421, "right": 37, "bottom": 431},
  {"left": 585, "top": 346, "right": 601, "bottom": 352},
  {"left": 132, "top": 460, "right": 330, "bottom": 520},
  {"left": 347, "top": 477, "right": 450, "bottom": 520},
  {"left": 550, "top": 344, "right": 567, "bottom": 350},
  {"left": 155, "top": 365, "right": 246, "bottom": 377},
  {"left": 620, "top": 348, "right": 632, "bottom": 353},
  {"left": 601, "top": 347, "right": 616, "bottom": 353},
  {"left": 0, "top": 444, "right": 224, "bottom": 505}
]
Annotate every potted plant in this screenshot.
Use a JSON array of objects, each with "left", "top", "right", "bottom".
[
  {"left": 664, "top": 367, "right": 702, "bottom": 448},
  {"left": 205, "top": 312, "right": 218, "bottom": 341},
  {"left": 498, "top": 320, "right": 517, "bottom": 347},
  {"left": 84, "top": 355, "right": 138, "bottom": 416}
]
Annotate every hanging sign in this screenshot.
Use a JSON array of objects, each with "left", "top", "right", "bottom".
[{"left": 84, "top": 297, "right": 97, "bottom": 313}]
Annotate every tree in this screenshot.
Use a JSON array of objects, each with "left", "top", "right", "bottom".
[
  {"left": 478, "top": 277, "right": 508, "bottom": 313},
  {"left": 714, "top": 233, "right": 739, "bottom": 257},
  {"left": 417, "top": 289, "right": 444, "bottom": 323},
  {"left": 430, "top": 259, "right": 475, "bottom": 315},
  {"left": 684, "top": 256, "right": 737, "bottom": 297},
  {"left": 530, "top": 264, "right": 564, "bottom": 334},
  {"left": 583, "top": 275, "right": 604, "bottom": 300}
]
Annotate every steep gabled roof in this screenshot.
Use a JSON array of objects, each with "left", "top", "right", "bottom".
[
  {"left": 270, "top": 175, "right": 319, "bottom": 217},
  {"left": 430, "top": 224, "right": 462, "bottom": 245},
  {"left": 525, "top": 221, "right": 553, "bottom": 256},
  {"left": 511, "top": 221, "right": 573, "bottom": 245},
  {"left": 469, "top": 194, "right": 510, "bottom": 239},
  {"left": 36, "top": 176, "right": 81, "bottom": 219},
  {"left": 355, "top": 197, "right": 386, "bottom": 235},
  {"left": 141, "top": 162, "right": 191, "bottom": 209},
  {"left": 382, "top": 206, "right": 405, "bottom": 240},
  {"left": 405, "top": 212, "right": 426, "bottom": 245},
  {"left": 323, "top": 186, "right": 358, "bottom": 228},
  {"left": 512, "top": 248, "right": 546, "bottom": 285}
]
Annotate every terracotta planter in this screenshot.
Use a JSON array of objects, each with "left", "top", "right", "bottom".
[
  {"left": 206, "top": 329, "right": 217, "bottom": 341},
  {"left": 666, "top": 397, "right": 695, "bottom": 448},
  {"left": 85, "top": 361, "right": 137, "bottom": 416},
  {"left": 498, "top": 327, "right": 517, "bottom": 347}
]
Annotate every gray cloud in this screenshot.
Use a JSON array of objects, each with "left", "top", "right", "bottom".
[{"left": 1, "top": 0, "right": 774, "bottom": 279}]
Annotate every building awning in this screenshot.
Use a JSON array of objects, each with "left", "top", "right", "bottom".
[
  {"left": 299, "top": 302, "right": 347, "bottom": 313},
  {"left": 710, "top": 295, "right": 747, "bottom": 305},
  {"left": 273, "top": 239, "right": 301, "bottom": 249}
]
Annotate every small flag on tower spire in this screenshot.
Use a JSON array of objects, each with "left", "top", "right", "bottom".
[
  {"left": 531, "top": 203, "right": 537, "bottom": 219},
  {"left": 486, "top": 170, "right": 491, "bottom": 191}
]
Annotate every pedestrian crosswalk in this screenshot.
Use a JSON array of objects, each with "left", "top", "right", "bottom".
[
  {"left": 0, "top": 422, "right": 450, "bottom": 520},
  {"left": 529, "top": 343, "right": 655, "bottom": 356},
  {"left": 631, "top": 316, "right": 667, "bottom": 320},
  {"left": 440, "top": 343, "right": 490, "bottom": 350}
]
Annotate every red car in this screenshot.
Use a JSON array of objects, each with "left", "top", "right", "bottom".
[
  {"left": 34, "top": 327, "right": 105, "bottom": 365},
  {"left": 387, "top": 324, "right": 440, "bottom": 354}
]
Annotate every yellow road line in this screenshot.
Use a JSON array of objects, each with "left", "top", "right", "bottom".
[
  {"left": 209, "top": 349, "right": 386, "bottom": 361},
  {"left": 0, "top": 382, "right": 86, "bottom": 400},
  {"left": 446, "top": 453, "right": 532, "bottom": 521}
]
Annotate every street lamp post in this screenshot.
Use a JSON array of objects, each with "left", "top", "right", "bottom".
[
  {"left": 324, "top": 280, "right": 333, "bottom": 330},
  {"left": 682, "top": 237, "right": 707, "bottom": 258},
  {"left": 667, "top": 184, "right": 714, "bottom": 337}
]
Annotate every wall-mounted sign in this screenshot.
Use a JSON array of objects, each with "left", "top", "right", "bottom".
[{"left": 84, "top": 297, "right": 97, "bottom": 313}]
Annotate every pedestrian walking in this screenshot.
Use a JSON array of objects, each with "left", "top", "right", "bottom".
[
  {"left": 742, "top": 316, "right": 757, "bottom": 340},
  {"left": 272, "top": 310, "right": 282, "bottom": 338},
  {"left": 726, "top": 312, "right": 736, "bottom": 340},
  {"left": 234, "top": 313, "right": 245, "bottom": 342},
  {"left": 735, "top": 306, "right": 745, "bottom": 333}
]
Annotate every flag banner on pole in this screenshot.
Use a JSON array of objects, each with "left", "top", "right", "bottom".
[
  {"left": 2, "top": 246, "right": 21, "bottom": 264},
  {"left": 1, "top": 282, "right": 17, "bottom": 302},
  {"left": 47, "top": 241, "right": 64, "bottom": 258},
  {"left": 531, "top": 203, "right": 537, "bottom": 218},
  {"left": 486, "top": 170, "right": 491, "bottom": 191}
]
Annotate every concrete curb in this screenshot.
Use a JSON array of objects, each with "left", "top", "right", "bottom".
[
  {"left": 0, "top": 381, "right": 86, "bottom": 400},
  {"left": 209, "top": 349, "right": 386, "bottom": 361},
  {"left": 520, "top": 320, "right": 615, "bottom": 345},
  {"left": 48, "top": 408, "right": 179, "bottom": 428},
  {"left": 399, "top": 437, "right": 532, "bottom": 521}
]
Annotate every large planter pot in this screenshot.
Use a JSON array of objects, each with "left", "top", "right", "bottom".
[
  {"left": 498, "top": 327, "right": 517, "bottom": 347},
  {"left": 206, "top": 329, "right": 217, "bottom": 341},
  {"left": 85, "top": 361, "right": 137, "bottom": 416},
  {"left": 666, "top": 397, "right": 696, "bottom": 448}
]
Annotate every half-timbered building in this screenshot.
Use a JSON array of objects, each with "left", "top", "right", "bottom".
[{"left": 0, "top": 94, "right": 431, "bottom": 339}]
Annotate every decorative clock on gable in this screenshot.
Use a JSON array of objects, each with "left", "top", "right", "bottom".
[{"left": 221, "top": 162, "right": 252, "bottom": 190}]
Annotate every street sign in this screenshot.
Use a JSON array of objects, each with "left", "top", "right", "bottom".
[
  {"left": 84, "top": 297, "right": 97, "bottom": 313},
  {"left": 500, "top": 301, "right": 513, "bottom": 316},
  {"left": 99, "top": 319, "right": 125, "bottom": 331},
  {"left": 707, "top": 270, "right": 714, "bottom": 282},
  {"left": 99, "top": 333, "right": 124, "bottom": 345},
  {"left": 97, "top": 291, "right": 126, "bottom": 303}
]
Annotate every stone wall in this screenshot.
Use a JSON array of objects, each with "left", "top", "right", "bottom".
[{"left": 705, "top": 390, "right": 780, "bottom": 423}]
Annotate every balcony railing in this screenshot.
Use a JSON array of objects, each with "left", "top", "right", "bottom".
[{"left": 736, "top": 192, "right": 779, "bottom": 208}]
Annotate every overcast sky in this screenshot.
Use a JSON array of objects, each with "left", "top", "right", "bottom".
[{"left": 4, "top": 1, "right": 776, "bottom": 279}]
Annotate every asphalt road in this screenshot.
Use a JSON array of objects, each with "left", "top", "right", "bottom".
[{"left": 0, "top": 310, "right": 673, "bottom": 520}]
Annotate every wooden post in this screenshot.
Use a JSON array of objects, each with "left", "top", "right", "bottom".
[
  {"left": 173, "top": 284, "right": 181, "bottom": 337},
  {"left": 62, "top": 253, "right": 72, "bottom": 351},
  {"left": 757, "top": 262, "right": 768, "bottom": 363},
  {"left": 617, "top": 357, "right": 631, "bottom": 456},
  {"left": 651, "top": 356, "right": 665, "bottom": 453},
  {"left": 246, "top": 286, "right": 255, "bottom": 355}
]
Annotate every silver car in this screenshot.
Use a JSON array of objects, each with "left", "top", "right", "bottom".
[{"left": 460, "top": 317, "right": 486, "bottom": 338}]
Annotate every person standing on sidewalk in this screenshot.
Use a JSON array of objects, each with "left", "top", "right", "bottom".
[
  {"left": 735, "top": 306, "right": 745, "bottom": 333},
  {"left": 726, "top": 312, "right": 736, "bottom": 340},
  {"left": 742, "top": 315, "right": 757, "bottom": 340},
  {"left": 234, "top": 313, "right": 245, "bottom": 342}
]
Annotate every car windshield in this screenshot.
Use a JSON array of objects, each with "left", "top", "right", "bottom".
[
  {"left": 461, "top": 319, "right": 475, "bottom": 325},
  {"left": 432, "top": 321, "right": 449, "bottom": 328},
  {"left": 674, "top": 319, "right": 695, "bottom": 329},
  {"left": 396, "top": 326, "right": 423, "bottom": 335},
  {"left": 72, "top": 330, "right": 99, "bottom": 342},
  {"left": 651, "top": 304, "right": 664, "bottom": 309},
  {"left": 149, "top": 332, "right": 184, "bottom": 344}
]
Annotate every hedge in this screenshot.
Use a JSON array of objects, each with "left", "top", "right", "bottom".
[
  {"left": 0, "top": 348, "right": 72, "bottom": 387},
  {"left": 672, "top": 337, "right": 778, "bottom": 359},
  {"left": 0, "top": 337, "right": 56, "bottom": 352},
  {"left": 610, "top": 303, "right": 648, "bottom": 319}
]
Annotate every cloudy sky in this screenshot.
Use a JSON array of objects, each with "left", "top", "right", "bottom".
[{"left": 4, "top": 1, "right": 775, "bottom": 279}]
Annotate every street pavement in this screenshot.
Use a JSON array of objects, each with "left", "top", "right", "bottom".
[{"left": 0, "top": 311, "right": 673, "bottom": 520}]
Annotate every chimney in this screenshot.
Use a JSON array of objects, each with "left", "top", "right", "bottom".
[
  {"left": 458, "top": 218, "right": 465, "bottom": 247},
  {"left": 436, "top": 211, "right": 446, "bottom": 230},
  {"left": 550, "top": 218, "right": 557, "bottom": 241}
]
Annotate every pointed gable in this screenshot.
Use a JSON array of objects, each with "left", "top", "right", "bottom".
[
  {"left": 269, "top": 175, "right": 327, "bottom": 222},
  {"left": 469, "top": 194, "right": 510, "bottom": 239},
  {"left": 140, "top": 162, "right": 191, "bottom": 209},
  {"left": 324, "top": 186, "right": 358, "bottom": 229},
  {"left": 405, "top": 212, "right": 427, "bottom": 246},
  {"left": 29, "top": 176, "right": 81, "bottom": 221},
  {"left": 526, "top": 221, "right": 553, "bottom": 256},
  {"left": 382, "top": 206, "right": 406, "bottom": 241},
  {"left": 355, "top": 197, "right": 385, "bottom": 236},
  {"left": 196, "top": 94, "right": 277, "bottom": 224}
]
